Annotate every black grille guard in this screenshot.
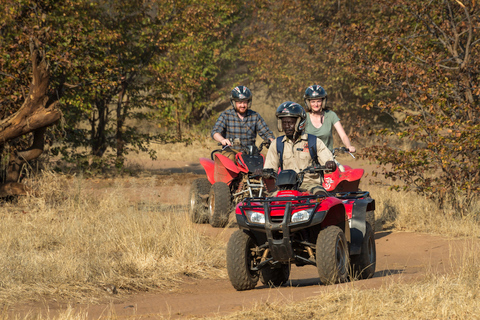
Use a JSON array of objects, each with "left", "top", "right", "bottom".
[{"left": 238, "top": 195, "right": 325, "bottom": 262}]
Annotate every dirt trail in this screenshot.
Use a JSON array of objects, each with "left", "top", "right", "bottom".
[{"left": 82, "top": 231, "right": 467, "bottom": 319}]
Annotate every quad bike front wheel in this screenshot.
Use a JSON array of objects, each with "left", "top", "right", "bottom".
[
  {"left": 260, "top": 264, "right": 290, "bottom": 287},
  {"left": 316, "top": 225, "right": 350, "bottom": 285},
  {"left": 350, "top": 221, "right": 376, "bottom": 280},
  {"left": 189, "top": 178, "right": 211, "bottom": 223},
  {"left": 226, "top": 230, "right": 260, "bottom": 291},
  {"left": 208, "top": 182, "right": 231, "bottom": 228}
]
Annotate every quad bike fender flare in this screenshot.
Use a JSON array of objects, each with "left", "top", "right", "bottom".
[
  {"left": 349, "top": 198, "right": 375, "bottom": 255},
  {"left": 199, "top": 158, "right": 216, "bottom": 185},
  {"left": 319, "top": 203, "right": 348, "bottom": 231}
]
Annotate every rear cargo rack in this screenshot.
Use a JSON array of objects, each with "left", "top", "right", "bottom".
[{"left": 332, "top": 190, "right": 370, "bottom": 199}]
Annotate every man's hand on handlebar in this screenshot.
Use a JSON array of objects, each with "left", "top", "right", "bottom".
[
  {"left": 220, "top": 139, "right": 232, "bottom": 147},
  {"left": 305, "top": 161, "right": 337, "bottom": 174},
  {"left": 262, "top": 168, "right": 277, "bottom": 179}
]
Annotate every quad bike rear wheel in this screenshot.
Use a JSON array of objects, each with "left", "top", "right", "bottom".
[
  {"left": 208, "top": 182, "right": 231, "bottom": 227},
  {"left": 226, "top": 230, "right": 260, "bottom": 291},
  {"left": 260, "top": 264, "right": 290, "bottom": 287},
  {"left": 189, "top": 178, "right": 211, "bottom": 223},
  {"left": 316, "top": 226, "right": 350, "bottom": 285},
  {"left": 350, "top": 222, "right": 376, "bottom": 279}
]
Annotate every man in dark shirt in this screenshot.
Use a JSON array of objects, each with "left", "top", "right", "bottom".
[{"left": 211, "top": 85, "right": 275, "bottom": 160}]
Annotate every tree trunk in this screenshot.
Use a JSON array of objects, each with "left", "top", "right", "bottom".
[
  {"left": 116, "top": 83, "right": 127, "bottom": 167},
  {"left": 91, "top": 99, "right": 108, "bottom": 157},
  {"left": 0, "top": 41, "right": 62, "bottom": 197}
]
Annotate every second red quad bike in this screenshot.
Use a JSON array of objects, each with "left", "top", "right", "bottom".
[
  {"left": 189, "top": 141, "right": 270, "bottom": 228},
  {"left": 226, "top": 162, "right": 376, "bottom": 291}
]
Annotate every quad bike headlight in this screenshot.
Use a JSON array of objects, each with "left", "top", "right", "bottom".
[
  {"left": 245, "top": 210, "right": 265, "bottom": 224},
  {"left": 291, "top": 208, "right": 314, "bottom": 223}
]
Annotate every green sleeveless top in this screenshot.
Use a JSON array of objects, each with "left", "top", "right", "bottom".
[{"left": 304, "top": 110, "right": 340, "bottom": 152}]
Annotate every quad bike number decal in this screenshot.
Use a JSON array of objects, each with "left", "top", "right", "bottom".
[{"left": 324, "top": 177, "right": 334, "bottom": 190}]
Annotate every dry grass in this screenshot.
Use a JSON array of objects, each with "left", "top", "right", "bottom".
[
  {"left": 1, "top": 138, "right": 479, "bottom": 319},
  {"left": 365, "top": 183, "right": 480, "bottom": 238},
  {"left": 0, "top": 171, "right": 227, "bottom": 306}
]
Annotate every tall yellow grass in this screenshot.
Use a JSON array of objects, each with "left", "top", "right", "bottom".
[
  {"left": 367, "top": 183, "right": 480, "bottom": 238},
  {"left": 0, "top": 171, "right": 226, "bottom": 305}
]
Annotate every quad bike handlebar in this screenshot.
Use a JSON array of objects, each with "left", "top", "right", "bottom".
[
  {"left": 263, "top": 161, "right": 337, "bottom": 190},
  {"left": 302, "top": 160, "right": 337, "bottom": 174},
  {"left": 333, "top": 147, "right": 355, "bottom": 159},
  {"left": 211, "top": 139, "right": 271, "bottom": 160}
]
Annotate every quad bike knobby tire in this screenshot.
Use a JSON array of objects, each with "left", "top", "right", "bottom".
[
  {"left": 260, "top": 264, "right": 290, "bottom": 287},
  {"left": 350, "top": 221, "right": 376, "bottom": 280},
  {"left": 226, "top": 230, "right": 260, "bottom": 291},
  {"left": 366, "top": 210, "right": 376, "bottom": 234},
  {"left": 208, "top": 182, "right": 231, "bottom": 228},
  {"left": 189, "top": 178, "right": 211, "bottom": 223},
  {"left": 316, "top": 225, "right": 350, "bottom": 285}
]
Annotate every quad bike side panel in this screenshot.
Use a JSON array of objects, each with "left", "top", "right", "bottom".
[
  {"left": 341, "top": 168, "right": 364, "bottom": 182},
  {"left": 213, "top": 153, "right": 240, "bottom": 185},
  {"left": 323, "top": 171, "right": 340, "bottom": 191},
  {"left": 199, "top": 158, "right": 215, "bottom": 185}
]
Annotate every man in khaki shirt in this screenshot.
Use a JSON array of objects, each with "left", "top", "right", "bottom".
[{"left": 264, "top": 101, "right": 334, "bottom": 192}]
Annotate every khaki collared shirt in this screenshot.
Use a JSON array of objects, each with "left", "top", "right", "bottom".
[{"left": 264, "top": 134, "right": 334, "bottom": 188}]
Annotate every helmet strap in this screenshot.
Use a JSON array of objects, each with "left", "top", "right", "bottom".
[
  {"left": 277, "top": 119, "right": 283, "bottom": 132},
  {"left": 305, "top": 100, "right": 311, "bottom": 112}
]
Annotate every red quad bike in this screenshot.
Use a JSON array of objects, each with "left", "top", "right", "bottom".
[
  {"left": 323, "top": 147, "right": 365, "bottom": 193},
  {"left": 226, "top": 163, "right": 376, "bottom": 291},
  {"left": 189, "top": 140, "right": 271, "bottom": 228}
]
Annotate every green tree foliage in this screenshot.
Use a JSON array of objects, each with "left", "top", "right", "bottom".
[
  {"left": 151, "top": 0, "right": 241, "bottom": 140},
  {"left": 2, "top": 0, "right": 477, "bottom": 213},
  {"left": 1, "top": 0, "right": 241, "bottom": 169},
  {"left": 343, "top": 0, "right": 479, "bottom": 213},
  {"left": 237, "top": 0, "right": 479, "bottom": 214},
  {"left": 239, "top": 0, "right": 377, "bottom": 140},
  {"left": 58, "top": 0, "right": 175, "bottom": 167}
]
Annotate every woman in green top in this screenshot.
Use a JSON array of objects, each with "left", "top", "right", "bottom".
[{"left": 303, "top": 84, "right": 355, "bottom": 153}]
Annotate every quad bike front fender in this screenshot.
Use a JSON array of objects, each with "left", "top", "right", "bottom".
[
  {"left": 214, "top": 153, "right": 240, "bottom": 185},
  {"left": 349, "top": 197, "right": 375, "bottom": 255},
  {"left": 199, "top": 158, "right": 215, "bottom": 185}
]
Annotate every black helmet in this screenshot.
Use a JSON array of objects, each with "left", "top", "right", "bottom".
[
  {"left": 275, "top": 101, "right": 306, "bottom": 133},
  {"left": 303, "top": 85, "right": 327, "bottom": 111},
  {"left": 230, "top": 85, "right": 252, "bottom": 109}
]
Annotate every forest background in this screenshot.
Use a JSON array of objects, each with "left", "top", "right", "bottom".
[{"left": 1, "top": 0, "right": 479, "bottom": 215}]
